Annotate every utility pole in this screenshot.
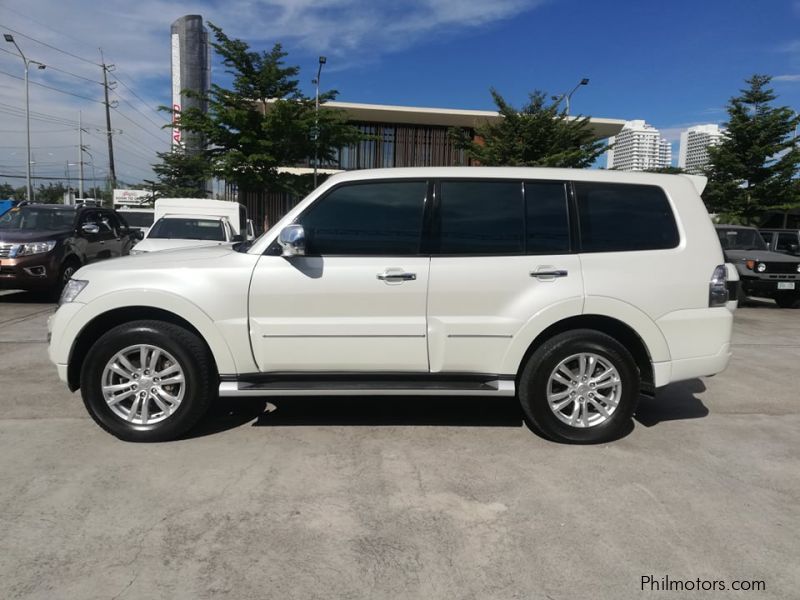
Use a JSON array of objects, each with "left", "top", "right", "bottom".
[
  {"left": 78, "top": 111, "right": 85, "bottom": 201},
  {"left": 312, "top": 56, "right": 326, "bottom": 189},
  {"left": 100, "top": 49, "right": 117, "bottom": 193}
]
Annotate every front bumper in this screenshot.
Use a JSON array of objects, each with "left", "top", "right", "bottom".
[
  {"left": 48, "top": 302, "right": 85, "bottom": 385},
  {"left": 0, "top": 253, "right": 60, "bottom": 290},
  {"left": 739, "top": 275, "right": 799, "bottom": 297}
]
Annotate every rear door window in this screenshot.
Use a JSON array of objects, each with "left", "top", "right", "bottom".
[
  {"left": 437, "top": 180, "right": 523, "bottom": 255},
  {"left": 574, "top": 182, "right": 679, "bottom": 252},
  {"left": 524, "top": 181, "right": 570, "bottom": 254}
]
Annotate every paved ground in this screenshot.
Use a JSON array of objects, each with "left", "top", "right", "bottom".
[{"left": 0, "top": 290, "right": 798, "bottom": 599}]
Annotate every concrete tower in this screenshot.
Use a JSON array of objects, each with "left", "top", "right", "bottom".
[{"left": 170, "top": 15, "right": 210, "bottom": 154}]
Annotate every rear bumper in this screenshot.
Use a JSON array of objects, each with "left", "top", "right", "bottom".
[{"left": 653, "top": 307, "right": 733, "bottom": 387}]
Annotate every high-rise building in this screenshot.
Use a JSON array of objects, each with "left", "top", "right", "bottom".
[
  {"left": 678, "top": 124, "right": 724, "bottom": 174},
  {"left": 606, "top": 120, "right": 672, "bottom": 171},
  {"left": 170, "top": 15, "right": 210, "bottom": 153}
]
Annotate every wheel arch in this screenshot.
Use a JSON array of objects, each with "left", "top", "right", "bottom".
[
  {"left": 512, "top": 314, "right": 659, "bottom": 394},
  {"left": 67, "top": 305, "right": 228, "bottom": 392}
]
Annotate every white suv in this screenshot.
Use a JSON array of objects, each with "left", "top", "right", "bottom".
[{"left": 48, "top": 167, "right": 734, "bottom": 444}]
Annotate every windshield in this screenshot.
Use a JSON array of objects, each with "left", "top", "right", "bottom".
[
  {"left": 717, "top": 228, "right": 769, "bottom": 251},
  {"left": 0, "top": 207, "right": 75, "bottom": 231},
  {"left": 147, "top": 217, "right": 226, "bottom": 241},
  {"left": 120, "top": 211, "right": 154, "bottom": 228}
]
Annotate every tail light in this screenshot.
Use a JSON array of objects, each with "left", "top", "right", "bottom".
[{"left": 709, "top": 265, "right": 728, "bottom": 307}]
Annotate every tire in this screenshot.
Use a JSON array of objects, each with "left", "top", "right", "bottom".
[
  {"left": 774, "top": 293, "right": 799, "bottom": 309},
  {"left": 80, "top": 320, "right": 215, "bottom": 442},
  {"left": 518, "top": 329, "right": 640, "bottom": 444},
  {"left": 51, "top": 258, "right": 81, "bottom": 301}
]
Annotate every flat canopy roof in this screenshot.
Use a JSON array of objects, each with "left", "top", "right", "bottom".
[{"left": 322, "top": 101, "right": 626, "bottom": 139}]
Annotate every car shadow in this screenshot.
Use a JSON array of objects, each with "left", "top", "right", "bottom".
[
  {"left": 186, "top": 379, "right": 710, "bottom": 440},
  {"left": 634, "top": 378, "right": 709, "bottom": 427},
  {"left": 0, "top": 290, "right": 54, "bottom": 304},
  {"left": 184, "top": 395, "right": 524, "bottom": 438}
]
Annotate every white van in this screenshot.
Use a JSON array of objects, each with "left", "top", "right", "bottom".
[{"left": 49, "top": 167, "right": 736, "bottom": 444}]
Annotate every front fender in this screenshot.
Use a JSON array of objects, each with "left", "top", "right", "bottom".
[{"left": 54, "top": 289, "right": 244, "bottom": 376}]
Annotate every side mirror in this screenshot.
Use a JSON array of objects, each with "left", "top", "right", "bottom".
[
  {"left": 231, "top": 233, "right": 244, "bottom": 243},
  {"left": 278, "top": 224, "right": 305, "bottom": 257},
  {"left": 81, "top": 223, "right": 100, "bottom": 235}
]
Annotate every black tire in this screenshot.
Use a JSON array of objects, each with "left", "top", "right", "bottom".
[
  {"left": 774, "top": 293, "right": 800, "bottom": 309},
  {"left": 80, "top": 320, "right": 215, "bottom": 442},
  {"left": 518, "top": 329, "right": 640, "bottom": 444},
  {"left": 51, "top": 258, "right": 81, "bottom": 301}
]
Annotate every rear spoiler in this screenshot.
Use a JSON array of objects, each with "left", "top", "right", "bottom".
[{"left": 681, "top": 174, "right": 707, "bottom": 195}]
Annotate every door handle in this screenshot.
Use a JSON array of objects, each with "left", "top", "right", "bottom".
[
  {"left": 377, "top": 271, "right": 417, "bottom": 282},
  {"left": 531, "top": 268, "right": 568, "bottom": 280}
]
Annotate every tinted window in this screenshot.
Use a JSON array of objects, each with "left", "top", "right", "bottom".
[
  {"left": 438, "top": 180, "right": 523, "bottom": 255},
  {"left": 300, "top": 181, "right": 426, "bottom": 255},
  {"left": 575, "top": 183, "right": 679, "bottom": 252},
  {"left": 761, "top": 231, "right": 774, "bottom": 244},
  {"left": 776, "top": 233, "right": 797, "bottom": 252},
  {"left": 525, "top": 181, "right": 570, "bottom": 253},
  {"left": 716, "top": 228, "right": 768, "bottom": 251},
  {"left": 0, "top": 207, "right": 75, "bottom": 230},
  {"left": 148, "top": 218, "right": 226, "bottom": 241}
]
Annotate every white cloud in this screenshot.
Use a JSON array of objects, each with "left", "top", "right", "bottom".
[
  {"left": 773, "top": 74, "right": 800, "bottom": 82},
  {"left": 0, "top": 0, "right": 546, "bottom": 187}
]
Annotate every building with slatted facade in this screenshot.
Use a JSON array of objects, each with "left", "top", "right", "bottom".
[{"left": 232, "top": 101, "right": 625, "bottom": 230}]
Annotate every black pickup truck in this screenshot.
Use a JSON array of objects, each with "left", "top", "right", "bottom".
[{"left": 0, "top": 204, "right": 138, "bottom": 297}]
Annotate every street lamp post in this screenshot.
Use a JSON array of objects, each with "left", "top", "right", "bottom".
[
  {"left": 312, "top": 56, "right": 327, "bottom": 189},
  {"left": 552, "top": 77, "right": 589, "bottom": 116},
  {"left": 4, "top": 34, "right": 46, "bottom": 202}
]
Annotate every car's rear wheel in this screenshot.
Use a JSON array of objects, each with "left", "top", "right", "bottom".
[
  {"left": 774, "top": 293, "right": 799, "bottom": 309},
  {"left": 80, "top": 320, "right": 215, "bottom": 442},
  {"left": 519, "top": 329, "right": 640, "bottom": 444}
]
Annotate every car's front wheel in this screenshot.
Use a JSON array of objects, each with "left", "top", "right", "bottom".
[
  {"left": 80, "top": 320, "right": 215, "bottom": 442},
  {"left": 519, "top": 329, "right": 640, "bottom": 444}
]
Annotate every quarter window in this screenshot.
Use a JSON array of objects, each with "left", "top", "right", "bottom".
[
  {"left": 299, "top": 181, "right": 427, "bottom": 255},
  {"left": 575, "top": 182, "right": 679, "bottom": 252},
  {"left": 437, "top": 180, "right": 523, "bottom": 255}
]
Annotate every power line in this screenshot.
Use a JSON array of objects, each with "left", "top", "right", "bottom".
[
  {"left": 0, "top": 69, "right": 104, "bottom": 104},
  {"left": 0, "top": 6, "right": 96, "bottom": 53},
  {"left": 1, "top": 46, "right": 103, "bottom": 84},
  {"left": 111, "top": 107, "right": 169, "bottom": 144},
  {"left": 112, "top": 89, "right": 168, "bottom": 131},
  {"left": 0, "top": 23, "right": 101, "bottom": 66},
  {"left": 114, "top": 75, "right": 170, "bottom": 124}
]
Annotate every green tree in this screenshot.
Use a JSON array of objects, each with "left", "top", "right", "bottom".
[
  {"left": 152, "top": 149, "right": 210, "bottom": 198},
  {"left": 34, "top": 182, "right": 68, "bottom": 204},
  {"left": 449, "top": 89, "right": 607, "bottom": 168},
  {"left": 172, "top": 23, "right": 363, "bottom": 197},
  {"left": 704, "top": 75, "right": 800, "bottom": 223}
]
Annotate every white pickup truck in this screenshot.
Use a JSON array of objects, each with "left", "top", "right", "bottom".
[{"left": 131, "top": 198, "right": 254, "bottom": 254}]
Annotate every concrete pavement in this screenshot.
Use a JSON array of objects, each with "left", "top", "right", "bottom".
[{"left": 0, "top": 291, "right": 798, "bottom": 599}]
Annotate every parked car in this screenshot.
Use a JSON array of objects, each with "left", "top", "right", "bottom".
[
  {"left": 759, "top": 228, "right": 800, "bottom": 257},
  {"left": 0, "top": 203, "right": 135, "bottom": 296},
  {"left": 716, "top": 225, "right": 800, "bottom": 308},
  {"left": 49, "top": 168, "right": 734, "bottom": 444}
]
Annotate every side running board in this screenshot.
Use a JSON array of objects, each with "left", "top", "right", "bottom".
[{"left": 218, "top": 373, "right": 516, "bottom": 397}]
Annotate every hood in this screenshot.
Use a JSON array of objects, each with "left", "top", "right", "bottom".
[
  {"left": 0, "top": 228, "right": 72, "bottom": 243},
  {"left": 132, "top": 238, "right": 229, "bottom": 253},
  {"left": 723, "top": 249, "right": 800, "bottom": 263},
  {"left": 78, "top": 244, "right": 243, "bottom": 278}
]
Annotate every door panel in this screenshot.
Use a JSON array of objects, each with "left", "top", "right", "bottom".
[
  {"left": 427, "top": 255, "right": 583, "bottom": 373},
  {"left": 249, "top": 255, "right": 431, "bottom": 372}
]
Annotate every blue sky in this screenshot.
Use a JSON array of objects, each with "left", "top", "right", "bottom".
[{"left": 1, "top": 0, "right": 799, "bottom": 186}]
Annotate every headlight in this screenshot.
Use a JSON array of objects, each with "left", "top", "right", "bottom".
[
  {"left": 796, "top": 264, "right": 800, "bottom": 273},
  {"left": 59, "top": 279, "right": 88, "bottom": 305},
  {"left": 12, "top": 240, "right": 57, "bottom": 257},
  {"left": 129, "top": 248, "right": 146, "bottom": 255},
  {"left": 756, "top": 262, "right": 767, "bottom": 273}
]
